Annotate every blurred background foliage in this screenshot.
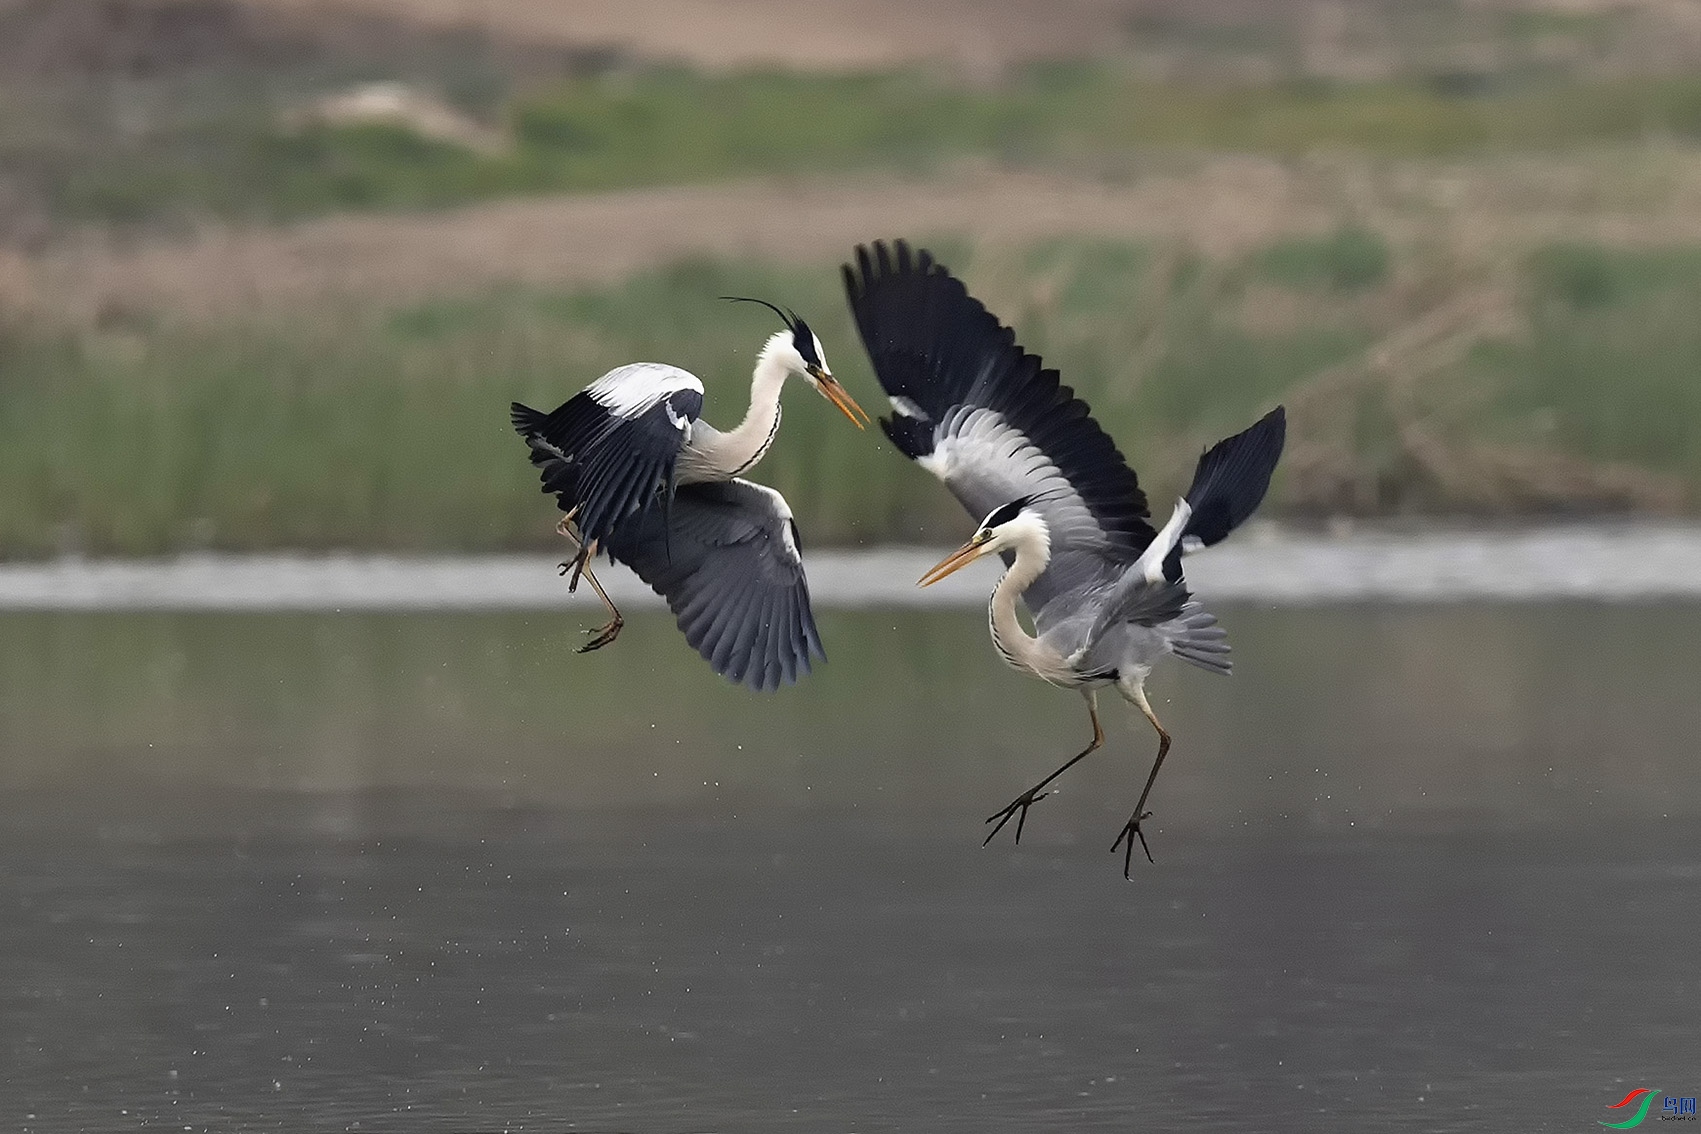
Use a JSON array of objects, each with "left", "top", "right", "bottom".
[{"left": 4, "top": 0, "right": 1701, "bottom": 555}]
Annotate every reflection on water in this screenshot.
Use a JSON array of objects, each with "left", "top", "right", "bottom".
[{"left": 2, "top": 606, "right": 1699, "bottom": 1131}]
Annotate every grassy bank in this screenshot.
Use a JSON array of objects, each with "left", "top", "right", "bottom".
[
  {"left": 3, "top": 235, "right": 1700, "bottom": 558},
  {"left": 46, "top": 67, "right": 1701, "bottom": 227}
]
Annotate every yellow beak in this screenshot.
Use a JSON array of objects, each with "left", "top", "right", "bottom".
[
  {"left": 813, "top": 371, "right": 872, "bottom": 429},
  {"left": 918, "top": 537, "right": 988, "bottom": 587}
]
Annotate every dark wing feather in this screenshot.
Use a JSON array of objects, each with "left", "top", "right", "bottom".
[
  {"left": 1080, "top": 407, "right": 1287, "bottom": 659},
  {"left": 601, "top": 478, "right": 824, "bottom": 692},
  {"left": 512, "top": 363, "right": 703, "bottom": 548},
  {"left": 842, "top": 239, "right": 1157, "bottom": 622},
  {"left": 1179, "top": 407, "right": 1286, "bottom": 540},
  {"left": 1161, "top": 405, "right": 1287, "bottom": 582}
]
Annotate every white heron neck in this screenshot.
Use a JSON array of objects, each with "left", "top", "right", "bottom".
[
  {"left": 712, "top": 336, "right": 792, "bottom": 477},
  {"left": 988, "top": 519, "right": 1059, "bottom": 678}
]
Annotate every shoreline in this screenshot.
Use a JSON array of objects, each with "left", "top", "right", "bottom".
[{"left": 4, "top": 523, "right": 1701, "bottom": 610}]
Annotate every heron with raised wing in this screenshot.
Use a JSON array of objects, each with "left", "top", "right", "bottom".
[
  {"left": 843, "top": 240, "right": 1286, "bottom": 874},
  {"left": 511, "top": 298, "right": 871, "bottom": 691}
]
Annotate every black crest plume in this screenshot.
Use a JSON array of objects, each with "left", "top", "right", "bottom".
[
  {"left": 719, "top": 295, "right": 800, "bottom": 329},
  {"left": 719, "top": 295, "right": 820, "bottom": 366}
]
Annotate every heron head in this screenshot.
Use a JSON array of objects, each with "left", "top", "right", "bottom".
[
  {"left": 918, "top": 497, "right": 1047, "bottom": 586},
  {"left": 721, "top": 296, "right": 871, "bottom": 428}
]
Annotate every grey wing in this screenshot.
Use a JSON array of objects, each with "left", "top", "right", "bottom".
[
  {"left": 601, "top": 478, "right": 825, "bottom": 692},
  {"left": 511, "top": 363, "right": 705, "bottom": 547},
  {"left": 842, "top": 240, "right": 1156, "bottom": 626}
]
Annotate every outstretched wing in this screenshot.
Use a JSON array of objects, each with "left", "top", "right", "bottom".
[
  {"left": 602, "top": 478, "right": 824, "bottom": 693},
  {"left": 512, "top": 363, "right": 705, "bottom": 547},
  {"left": 1078, "top": 406, "right": 1287, "bottom": 674},
  {"left": 842, "top": 239, "right": 1156, "bottom": 624}
]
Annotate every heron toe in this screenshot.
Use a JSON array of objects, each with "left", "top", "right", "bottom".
[
  {"left": 576, "top": 618, "right": 624, "bottom": 653},
  {"left": 984, "top": 789, "right": 1051, "bottom": 846},
  {"left": 1110, "top": 810, "right": 1157, "bottom": 877}
]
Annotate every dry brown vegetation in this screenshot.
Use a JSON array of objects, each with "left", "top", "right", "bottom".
[
  {"left": 234, "top": 0, "right": 1701, "bottom": 75},
  {"left": 13, "top": 0, "right": 1695, "bottom": 79},
  {"left": 237, "top": 0, "right": 1149, "bottom": 71},
  {"left": 6, "top": 161, "right": 1331, "bottom": 323},
  {"left": 16, "top": 148, "right": 1701, "bottom": 326},
  {"left": 1281, "top": 284, "right": 1689, "bottom": 514}
]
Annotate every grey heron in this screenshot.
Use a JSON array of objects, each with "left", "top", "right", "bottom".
[
  {"left": 843, "top": 240, "right": 1286, "bottom": 874},
  {"left": 510, "top": 299, "right": 870, "bottom": 690}
]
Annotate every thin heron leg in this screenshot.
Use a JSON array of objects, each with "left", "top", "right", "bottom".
[
  {"left": 555, "top": 510, "right": 589, "bottom": 592},
  {"left": 984, "top": 690, "right": 1103, "bottom": 847},
  {"left": 573, "top": 558, "right": 624, "bottom": 653},
  {"left": 554, "top": 512, "right": 624, "bottom": 653},
  {"left": 1111, "top": 683, "right": 1172, "bottom": 877}
]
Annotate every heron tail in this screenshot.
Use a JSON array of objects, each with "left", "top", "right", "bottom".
[
  {"left": 513, "top": 404, "right": 586, "bottom": 516},
  {"left": 510, "top": 401, "right": 551, "bottom": 437},
  {"left": 1168, "top": 602, "right": 1232, "bottom": 676},
  {"left": 510, "top": 394, "right": 608, "bottom": 457}
]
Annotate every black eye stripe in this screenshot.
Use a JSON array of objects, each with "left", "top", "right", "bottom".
[
  {"left": 984, "top": 497, "right": 1031, "bottom": 529},
  {"left": 790, "top": 317, "right": 820, "bottom": 367}
]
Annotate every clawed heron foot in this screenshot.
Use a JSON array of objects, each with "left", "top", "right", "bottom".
[
  {"left": 576, "top": 616, "right": 624, "bottom": 653},
  {"left": 984, "top": 789, "right": 1050, "bottom": 846},
  {"left": 557, "top": 537, "right": 620, "bottom": 652},
  {"left": 556, "top": 558, "right": 586, "bottom": 592},
  {"left": 1110, "top": 810, "right": 1156, "bottom": 877}
]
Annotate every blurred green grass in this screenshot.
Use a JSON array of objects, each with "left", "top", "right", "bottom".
[
  {"left": 42, "top": 65, "right": 1701, "bottom": 226},
  {"left": 1483, "top": 243, "right": 1701, "bottom": 476},
  {"left": 4, "top": 235, "right": 1701, "bottom": 557},
  {"left": 1254, "top": 228, "right": 1391, "bottom": 294}
]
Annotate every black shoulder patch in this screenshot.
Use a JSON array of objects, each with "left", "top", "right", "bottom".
[{"left": 667, "top": 387, "right": 704, "bottom": 424}]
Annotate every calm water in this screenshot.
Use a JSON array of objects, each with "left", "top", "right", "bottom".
[{"left": 2, "top": 605, "right": 1699, "bottom": 1132}]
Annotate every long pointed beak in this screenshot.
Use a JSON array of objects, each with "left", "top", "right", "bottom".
[
  {"left": 918, "top": 538, "right": 986, "bottom": 587},
  {"left": 814, "top": 372, "right": 871, "bottom": 429}
]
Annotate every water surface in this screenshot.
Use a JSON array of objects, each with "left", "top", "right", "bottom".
[
  {"left": 7, "top": 522, "right": 1701, "bottom": 610},
  {"left": 2, "top": 605, "right": 1697, "bottom": 1132}
]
